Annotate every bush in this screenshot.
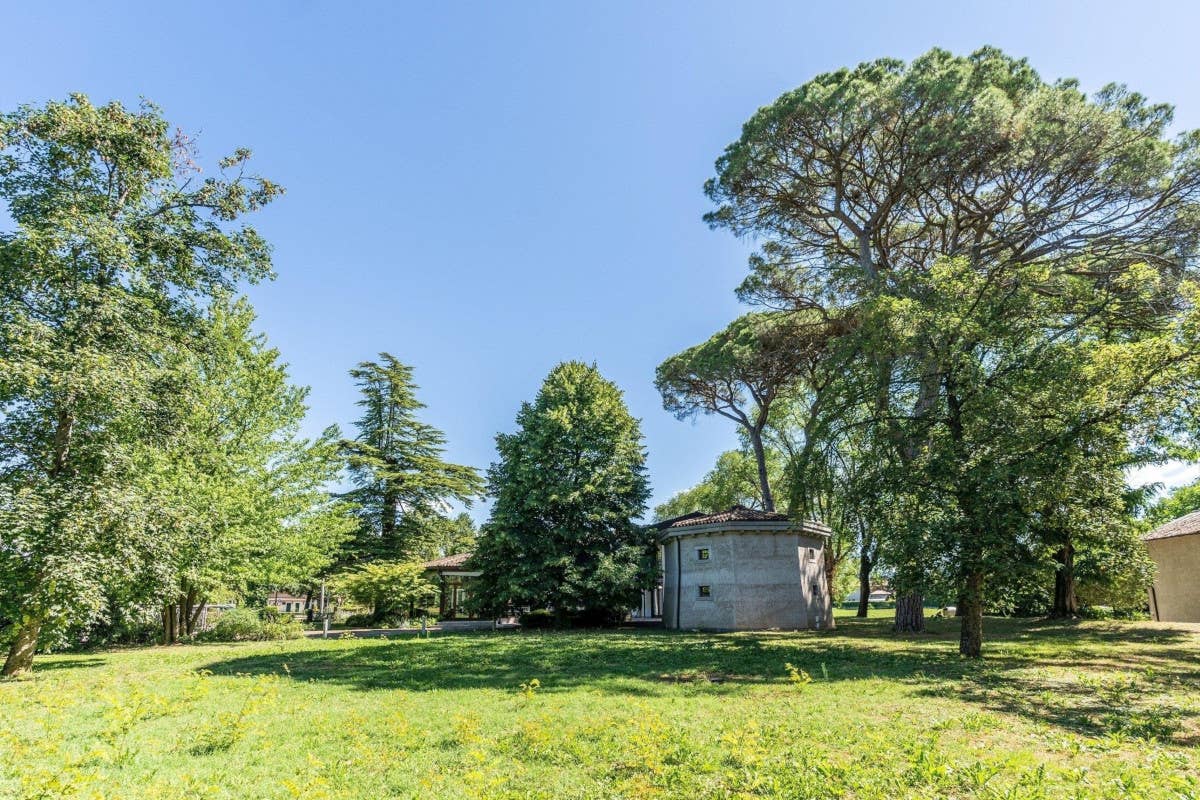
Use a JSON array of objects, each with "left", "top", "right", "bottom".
[
  {"left": 518, "top": 608, "right": 626, "bottom": 629},
  {"left": 204, "top": 608, "right": 303, "bottom": 642},
  {"left": 343, "top": 612, "right": 411, "bottom": 628},
  {"left": 519, "top": 610, "right": 555, "bottom": 629},
  {"left": 566, "top": 607, "right": 626, "bottom": 628}
]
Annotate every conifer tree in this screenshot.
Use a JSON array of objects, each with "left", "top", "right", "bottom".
[
  {"left": 339, "top": 354, "right": 483, "bottom": 564},
  {"left": 470, "top": 362, "right": 653, "bottom": 624}
]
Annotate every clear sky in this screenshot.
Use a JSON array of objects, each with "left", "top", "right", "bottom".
[{"left": 3, "top": 1, "right": 1198, "bottom": 518}]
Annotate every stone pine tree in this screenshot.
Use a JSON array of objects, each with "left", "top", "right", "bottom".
[
  {"left": 470, "top": 362, "right": 653, "bottom": 624},
  {"left": 338, "top": 354, "right": 483, "bottom": 565},
  {"left": 656, "top": 312, "right": 823, "bottom": 512},
  {"left": 705, "top": 48, "right": 1200, "bottom": 656},
  {"left": 0, "top": 96, "right": 282, "bottom": 675}
]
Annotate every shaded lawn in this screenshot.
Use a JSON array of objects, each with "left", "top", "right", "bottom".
[{"left": 2, "top": 616, "right": 1197, "bottom": 799}]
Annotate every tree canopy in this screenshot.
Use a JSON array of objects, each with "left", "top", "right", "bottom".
[
  {"left": 338, "top": 354, "right": 484, "bottom": 565},
  {"left": 0, "top": 95, "right": 285, "bottom": 674},
  {"left": 470, "top": 362, "right": 653, "bottom": 623},
  {"left": 699, "top": 47, "right": 1200, "bottom": 655}
]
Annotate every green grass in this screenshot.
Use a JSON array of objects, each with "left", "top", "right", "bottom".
[{"left": 2, "top": 617, "right": 1198, "bottom": 799}]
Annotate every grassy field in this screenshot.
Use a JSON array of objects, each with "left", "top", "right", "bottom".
[{"left": 2, "top": 616, "right": 1197, "bottom": 800}]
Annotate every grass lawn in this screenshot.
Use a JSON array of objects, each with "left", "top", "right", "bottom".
[{"left": 2, "top": 616, "right": 1197, "bottom": 799}]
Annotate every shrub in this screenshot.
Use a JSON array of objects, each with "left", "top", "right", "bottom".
[
  {"left": 329, "top": 562, "right": 437, "bottom": 624},
  {"left": 518, "top": 608, "right": 625, "bottom": 628},
  {"left": 519, "top": 610, "right": 555, "bottom": 629},
  {"left": 204, "top": 608, "right": 303, "bottom": 642},
  {"left": 566, "top": 607, "right": 625, "bottom": 628}
]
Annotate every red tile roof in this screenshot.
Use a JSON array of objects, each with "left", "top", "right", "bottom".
[
  {"left": 1144, "top": 511, "right": 1200, "bottom": 542},
  {"left": 423, "top": 552, "right": 474, "bottom": 569},
  {"left": 655, "top": 504, "right": 792, "bottom": 530}
]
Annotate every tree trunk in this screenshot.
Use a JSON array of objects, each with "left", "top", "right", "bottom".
[
  {"left": 959, "top": 571, "right": 984, "bottom": 658},
  {"left": 3, "top": 618, "right": 42, "bottom": 677},
  {"left": 856, "top": 550, "right": 874, "bottom": 618},
  {"left": 1050, "top": 541, "right": 1077, "bottom": 618},
  {"left": 893, "top": 592, "right": 925, "bottom": 633},
  {"left": 187, "top": 594, "right": 205, "bottom": 636},
  {"left": 748, "top": 428, "right": 774, "bottom": 512},
  {"left": 162, "top": 604, "right": 178, "bottom": 644}
]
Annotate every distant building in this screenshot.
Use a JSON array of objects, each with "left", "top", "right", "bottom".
[
  {"left": 266, "top": 590, "right": 309, "bottom": 616},
  {"left": 657, "top": 505, "right": 832, "bottom": 630},
  {"left": 1145, "top": 512, "right": 1200, "bottom": 622},
  {"left": 423, "top": 553, "right": 481, "bottom": 619},
  {"left": 843, "top": 589, "right": 893, "bottom": 604}
]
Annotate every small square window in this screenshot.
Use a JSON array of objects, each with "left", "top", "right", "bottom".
[
  {"left": 811, "top": 582, "right": 820, "bottom": 595},
  {"left": 698, "top": 585, "right": 711, "bottom": 599},
  {"left": 808, "top": 548, "right": 816, "bottom": 562},
  {"left": 697, "top": 548, "right": 710, "bottom": 561}
]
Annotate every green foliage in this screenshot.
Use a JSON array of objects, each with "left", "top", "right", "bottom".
[
  {"left": 656, "top": 312, "right": 826, "bottom": 511},
  {"left": 329, "top": 561, "right": 437, "bottom": 624},
  {"left": 203, "top": 608, "right": 303, "bottom": 642},
  {"left": 470, "top": 362, "right": 653, "bottom": 620},
  {"left": 0, "top": 95, "right": 285, "bottom": 672},
  {"left": 654, "top": 448, "right": 783, "bottom": 520},
  {"left": 338, "top": 354, "right": 483, "bottom": 565},
  {"left": 1145, "top": 478, "right": 1200, "bottom": 527},
  {"left": 702, "top": 47, "right": 1200, "bottom": 654},
  {"left": 146, "top": 299, "right": 356, "bottom": 641},
  {"left": 517, "top": 609, "right": 556, "bottom": 629}
]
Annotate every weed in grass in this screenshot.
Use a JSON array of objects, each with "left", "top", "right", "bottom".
[
  {"left": 187, "top": 676, "right": 277, "bottom": 755},
  {"left": 518, "top": 677, "right": 541, "bottom": 700},
  {"left": 784, "top": 662, "right": 812, "bottom": 687}
]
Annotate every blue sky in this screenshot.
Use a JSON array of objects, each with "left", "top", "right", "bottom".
[{"left": 3, "top": 1, "right": 1198, "bottom": 518}]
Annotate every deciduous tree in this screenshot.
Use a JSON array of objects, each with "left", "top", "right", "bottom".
[{"left": 0, "top": 95, "right": 281, "bottom": 674}]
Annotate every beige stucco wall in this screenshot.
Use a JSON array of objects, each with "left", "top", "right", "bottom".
[
  {"left": 1148, "top": 534, "right": 1200, "bottom": 622},
  {"left": 661, "top": 530, "right": 830, "bottom": 630}
]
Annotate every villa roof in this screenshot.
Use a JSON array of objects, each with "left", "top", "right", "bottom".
[
  {"left": 655, "top": 505, "right": 790, "bottom": 530},
  {"left": 1144, "top": 511, "right": 1200, "bottom": 542},
  {"left": 423, "top": 552, "right": 474, "bottom": 569},
  {"left": 653, "top": 505, "right": 833, "bottom": 542}
]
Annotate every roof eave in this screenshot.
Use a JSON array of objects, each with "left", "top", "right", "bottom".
[{"left": 658, "top": 520, "right": 831, "bottom": 541}]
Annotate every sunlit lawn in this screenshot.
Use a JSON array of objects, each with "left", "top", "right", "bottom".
[{"left": 2, "top": 615, "right": 1197, "bottom": 799}]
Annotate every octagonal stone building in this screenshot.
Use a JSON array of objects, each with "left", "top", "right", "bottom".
[{"left": 657, "top": 505, "right": 832, "bottom": 631}]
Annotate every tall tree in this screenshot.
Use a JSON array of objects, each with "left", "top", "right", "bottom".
[
  {"left": 339, "top": 354, "right": 483, "bottom": 565},
  {"left": 146, "top": 300, "right": 355, "bottom": 642},
  {"left": 656, "top": 312, "right": 825, "bottom": 511},
  {"left": 470, "top": 362, "right": 653, "bottom": 623},
  {"left": 0, "top": 95, "right": 281, "bottom": 675},
  {"left": 705, "top": 48, "right": 1200, "bottom": 656}
]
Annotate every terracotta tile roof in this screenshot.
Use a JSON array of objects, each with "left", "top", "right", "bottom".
[
  {"left": 655, "top": 504, "right": 791, "bottom": 530},
  {"left": 423, "top": 552, "right": 474, "bottom": 569},
  {"left": 1144, "top": 511, "right": 1200, "bottom": 542}
]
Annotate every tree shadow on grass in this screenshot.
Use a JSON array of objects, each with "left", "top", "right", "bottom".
[
  {"left": 909, "top": 617, "right": 1200, "bottom": 745},
  {"left": 27, "top": 656, "right": 108, "bottom": 672},
  {"left": 201, "top": 617, "right": 1199, "bottom": 741}
]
